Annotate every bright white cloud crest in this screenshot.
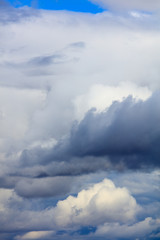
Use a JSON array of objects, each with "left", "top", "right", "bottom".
[{"left": 54, "top": 179, "right": 139, "bottom": 227}]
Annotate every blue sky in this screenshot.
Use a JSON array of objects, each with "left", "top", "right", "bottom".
[{"left": 7, "top": 0, "right": 104, "bottom": 13}]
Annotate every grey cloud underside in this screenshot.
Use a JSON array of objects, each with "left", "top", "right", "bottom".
[
  {"left": 20, "top": 92, "right": 160, "bottom": 177},
  {"left": 14, "top": 176, "right": 72, "bottom": 198}
]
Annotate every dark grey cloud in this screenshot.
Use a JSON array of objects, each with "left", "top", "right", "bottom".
[
  {"left": 19, "top": 92, "right": 160, "bottom": 177},
  {"left": 0, "top": 176, "right": 19, "bottom": 189},
  {"left": 14, "top": 176, "right": 72, "bottom": 198},
  {"left": 55, "top": 91, "right": 160, "bottom": 169}
]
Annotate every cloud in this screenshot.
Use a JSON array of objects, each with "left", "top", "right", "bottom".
[
  {"left": 0, "top": 5, "right": 160, "bottom": 151},
  {"left": 0, "top": 86, "right": 46, "bottom": 160},
  {"left": 0, "top": 1, "right": 39, "bottom": 23},
  {"left": 95, "top": 217, "right": 160, "bottom": 239},
  {"left": 0, "top": 175, "right": 159, "bottom": 240},
  {"left": 0, "top": 5, "right": 160, "bottom": 240},
  {"left": 60, "top": 92, "right": 160, "bottom": 169},
  {"left": 54, "top": 178, "right": 139, "bottom": 227},
  {"left": 0, "top": 0, "right": 10, "bottom": 8},
  {"left": 21, "top": 91, "right": 160, "bottom": 176},
  {"left": 109, "top": 170, "right": 160, "bottom": 205},
  {"left": 14, "top": 177, "right": 73, "bottom": 198},
  {"left": 5, "top": 52, "right": 75, "bottom": 77},
  {"left": 15, "top": 231, "right": 55, "bottom": 240},
  {"left": 0, "top": 188, "right": 14, "bottom": 211},
  {"left": 16, "top": 91, "right": 160, "bottom": 181},
  {"left": 90, "top": 0, "right": 160, "bottom": 12},
  {"left": 74, "top": 82, "right": 151, "bottom": 120}
]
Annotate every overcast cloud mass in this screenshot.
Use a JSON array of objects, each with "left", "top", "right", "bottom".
[{"left": 0, "top": 0, "right": 160, "bottom": 239}]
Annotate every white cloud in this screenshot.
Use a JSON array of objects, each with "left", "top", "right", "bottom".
[
  {"left": 90, "top": 0, "right": 160, "bottom": 11},
  {"left": 0, "top": 9, "right": 160, "bottom": 151},
  {"left": 0, "top": 87, "right": 45, "bottom": 140},
  {"left": 54, "top": 178, "right": 140, "bottom": 227},
  {"left": 74, "top": 82, "right": 151, "bottom": 120},
  {"left": 95, "top": 217, "right": 160, "bottom": 239},
  {"left": 15, "top": 231, "right": 55, "bottom": 240}
]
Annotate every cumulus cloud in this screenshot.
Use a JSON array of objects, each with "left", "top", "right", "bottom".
[
  {"left": 21, "top": 91, "right": 160, "bottom": 176},
  {"left": 0, "top": 5, "right": 160, "bottom": 154},
  {"left": 74, "top": 82, "right": 151, "bottom": 120},
  {"left": 0, "top": 176, "right": 159, "bottom": 240},
  {"left": 54, "top": 178, "right": 139, "bottom": 227},
  {"left": 109, "top": 170, "right": 160, "bottom": 206},
  {"left": 90, "top": 0, "right": 160, "bottom": 12},
  {"left": 56, "top": 92, "right": 160, "bottom": 169}
]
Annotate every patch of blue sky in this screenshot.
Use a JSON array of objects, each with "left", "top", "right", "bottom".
[
  {"left": 76, "top": 226, "right": 97, "bottom": 235},
  {"left": 7, "top": 0, "right": 105, "bottom": 13}
]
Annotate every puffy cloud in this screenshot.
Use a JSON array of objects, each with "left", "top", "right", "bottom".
[
  {"left": 51, "top": 91, "right": 160, "bottom": 170},
  {"left": 112, "top": 170, "right": 160, "bottom": 195},
  {"left": 20, "top": 91, "right": 160, "bottom": 177},
  {"left": 15, "top": 91, "right": 160, "bottom": 181},
  {"left": 74, "top": 82, "right": 151, "bottom": 120},
  {"left": 2, "top": 7, "right": 159, "bottom": 175},
  {"left": 90, "top": 0, "right": 160, "bottom": 12},
  {"left": 54, "top": 178, "right": 139, "bottom": 227},
  {"left": 0, "top": 6, "right": 160, "bottom": 152},
  {"left": 0, "top": 175, "right": 159, "bottom": 240}
]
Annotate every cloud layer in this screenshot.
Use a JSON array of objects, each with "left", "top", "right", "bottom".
[{"left": 90, "top": 0, "right": 160, "bottom": 11}]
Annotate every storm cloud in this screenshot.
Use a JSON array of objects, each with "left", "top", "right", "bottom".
[
  {"left": 20, "top": 91, "right": 160, "bottom": 176},
  {"left": 65, "top": 92, "right": 160, "bottom": 169}
]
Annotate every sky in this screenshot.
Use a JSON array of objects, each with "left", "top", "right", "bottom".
[{"left": 0, "top": 0, "right": 160, "bottom": 240}]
